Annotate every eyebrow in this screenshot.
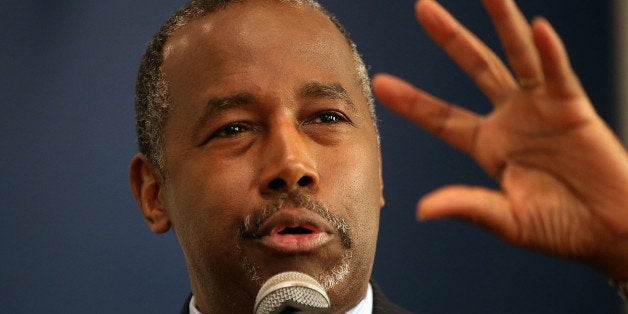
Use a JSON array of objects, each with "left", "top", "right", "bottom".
[
  {"left": 300, "top": 82, "right": 356, "bottom": 111},
  {"left": 207, "top": 92, "right": 256, "bottom": 112},
  {"left": 193, "top": 92, "right": 255, "bottom": 139}
]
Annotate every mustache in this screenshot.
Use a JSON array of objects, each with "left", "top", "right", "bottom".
[{"left": 238, "top": 192, "right": 352, "bottom": 249}]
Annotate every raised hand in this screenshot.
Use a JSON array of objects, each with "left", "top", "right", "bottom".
[{"left": 373, "top": 0, "right": 628, "bottom": 279}]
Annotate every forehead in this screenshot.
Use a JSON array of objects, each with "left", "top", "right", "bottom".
[
  {"left": 164, "top": 1, "right": 339, "bottom": 55},
  {"left": 161, "top": 0, "right": 360, "bottom": 99}
]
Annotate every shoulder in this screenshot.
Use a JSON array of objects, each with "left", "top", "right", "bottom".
[
  {"left": 180, "top": 293, "right": 192, "bottom": 314},
  {"left": 371, "top": 281, "right": 415, "bottom": 314}
]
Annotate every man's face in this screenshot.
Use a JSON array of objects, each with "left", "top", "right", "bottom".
[{"left": 157, "top": 1, "right": 383, "bottom": 311}]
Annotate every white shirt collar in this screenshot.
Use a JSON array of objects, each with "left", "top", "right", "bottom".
[
  {"left": 346, "top": 283, "right": 373, "bottom": 314},
  {"left": 189, "top": 283, "right": 373, "bottom": 314}
]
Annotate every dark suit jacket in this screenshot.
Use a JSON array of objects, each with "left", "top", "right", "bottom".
[{"left": 180, "top": 281, "right": 413, "bottom": 313}]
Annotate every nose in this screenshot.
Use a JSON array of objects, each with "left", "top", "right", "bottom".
[{"left": 259, "top": 123, "right": 319, "bottom": 195}]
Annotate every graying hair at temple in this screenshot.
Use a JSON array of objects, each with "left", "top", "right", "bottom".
[{"left": 134, "top": 0, "right": 377, "bottom": 175}]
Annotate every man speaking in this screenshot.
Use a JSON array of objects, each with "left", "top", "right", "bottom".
[{"left": 129, "top": 0, "right": 628, "bottom": 312}]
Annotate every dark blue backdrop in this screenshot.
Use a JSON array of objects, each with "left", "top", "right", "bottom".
[{"left": 1, "top": 1, "right": 622, "bottom": 313}]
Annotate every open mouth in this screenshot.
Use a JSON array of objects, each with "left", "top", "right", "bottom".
[
  {"left": 260, "top": 223, "right": 331, "bottom": 253},
  {"left": 277, "top": 225, "right": 315, "bottom": 235},
  {"left": 248, "top": 208, "right": 335, "bottom": 253}
]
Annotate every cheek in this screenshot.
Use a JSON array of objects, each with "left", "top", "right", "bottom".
[
  {"left": 165, "top": 154, "right": 255, "bottom": 221},
  {"left": 324, "top": 143, "right": 382, "bottom": 233},
  {"left": 326, "top": 145, "right": 381, "bottom": 277},
  {"left": 162, "top": 162, "right": 255, "bottom": 265}
]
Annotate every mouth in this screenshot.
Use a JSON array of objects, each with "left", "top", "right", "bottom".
[{"left": 253, "top": 211, "right": 333, "bottom": 253}]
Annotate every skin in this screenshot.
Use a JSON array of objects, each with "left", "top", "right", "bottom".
[
  {"left": 374, "top": 0, "right": 628, "bottom": 279},
  {"left": 130, "top": 0, "right": 383, "bottom": 313},
  {"left": 131, "top": 0, "right": 628, "bottom": 312}
]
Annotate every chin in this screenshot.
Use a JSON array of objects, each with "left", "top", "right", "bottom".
[{"left": 242, "top": 252, "right": 369, "bottom": 312}]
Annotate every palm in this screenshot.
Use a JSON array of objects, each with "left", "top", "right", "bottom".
[
  {"left": 475, "top": 90, "right": 600, "bottom": 254},
  {"left": 373, "top": 0, "right": 628, "bottom": 278}
]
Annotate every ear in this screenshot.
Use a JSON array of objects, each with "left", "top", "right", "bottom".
[{"left": 129, "top": 153, "right": 171, "bottom": 233}]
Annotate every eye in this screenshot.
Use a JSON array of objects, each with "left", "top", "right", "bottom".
[
  {"left": 208, "top": 122, "right": 250, "bottom": 140},
  {"left": 309, "top": 111, "right": 350, "bottom": 124}
]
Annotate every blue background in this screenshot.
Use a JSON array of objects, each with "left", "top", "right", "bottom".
[{"left": 1, "top": 0, "right": 622, "bottom": 313}]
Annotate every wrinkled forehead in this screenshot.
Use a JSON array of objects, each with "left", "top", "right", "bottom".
[
  {"left": 162, "top": 0, "right": 353, "bottom": 70},
  {"left": 160, "top": 0, "right": 362, "bottom": 105}
]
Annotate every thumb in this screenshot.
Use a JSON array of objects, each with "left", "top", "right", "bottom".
[{"left": 418, "top": 185, "right": 518, "bottom": 241}]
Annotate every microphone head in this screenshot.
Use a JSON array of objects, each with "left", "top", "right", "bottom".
[{"left": 254, "top": 271, "right": 331, "bottom": 314}]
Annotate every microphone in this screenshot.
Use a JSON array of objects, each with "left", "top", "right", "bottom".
[{"left": 254, "top": 271, "right": 331, "bottom": 314}]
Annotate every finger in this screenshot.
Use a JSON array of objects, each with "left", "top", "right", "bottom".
[
  {"left": 373, "top": 73, "right": 480, "bottom": 155},
  {"left": 417, "top": 185, "right": 518, "bottom": 242},
  {"left": 416, "top": 0, "right": 518, "bottom": 104},
  {"left": 531, "top": 17, "right": 585, "bottom": 98},
  {"left": 483, "top": 0, "right": 544, "bottom": 89}
]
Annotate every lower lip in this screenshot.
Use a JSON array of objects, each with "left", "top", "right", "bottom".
[{"left": 259, "top": 233, "right": 331, "bottom": 253}]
